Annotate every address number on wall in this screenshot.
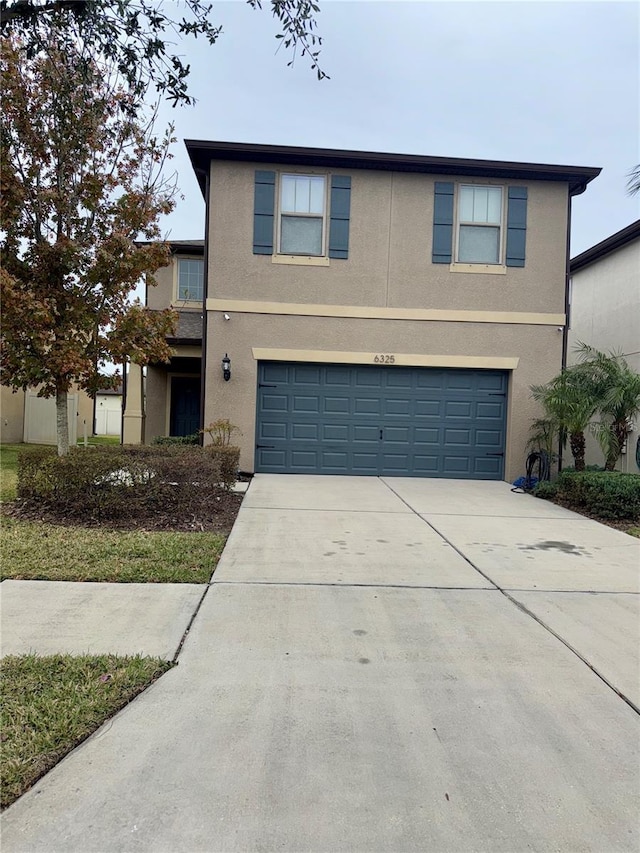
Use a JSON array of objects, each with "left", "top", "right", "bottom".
[{"left": 373, "top": 354, "right": 396, "bottom": 364}]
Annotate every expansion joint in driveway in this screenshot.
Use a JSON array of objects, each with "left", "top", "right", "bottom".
[
  {"left": 212, "top": 580, "right": 495, "bottom": 590},
  {"left": 380, "top": 478, "right": 640, "bottom": 718}
]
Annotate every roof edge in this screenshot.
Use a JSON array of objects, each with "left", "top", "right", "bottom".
[
  {"left": 185, "top": 139, "right": 601, "bottom": 198},
  {"left": 570, "top": 219, "right": 640, "bottom": 273}
]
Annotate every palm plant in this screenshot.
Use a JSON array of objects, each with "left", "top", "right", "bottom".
[
  {"left": 530, "top": 366, "right": 598, "bottom": 471},
  {"left": 575, "top": 343, "right": 640, "bottom": 471}
]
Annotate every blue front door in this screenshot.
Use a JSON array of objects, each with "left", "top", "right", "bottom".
[{"left": 170, "top": 376, "right": 201, "bottom": 437}]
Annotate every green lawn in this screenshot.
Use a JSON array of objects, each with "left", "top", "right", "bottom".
[
  {"left": 0, "top": 443, "right": 21, "bottom": 503},
  {"left": 0, "top": 517, "right": 225, "bottom": 582},
  {"left": 1, "top": 654, "right": 173, "bottom": 809}
]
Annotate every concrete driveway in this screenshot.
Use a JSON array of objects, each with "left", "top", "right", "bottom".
[{"left": 2, "top": 475, "right": 639, "bottom": 852}]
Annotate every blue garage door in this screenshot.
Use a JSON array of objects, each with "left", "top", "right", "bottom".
[{"left": 255, "top": 362, "right": 507, "bottom": 479}]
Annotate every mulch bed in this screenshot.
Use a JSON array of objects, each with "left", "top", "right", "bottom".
[{"left": 3, "top": 490, "right": 244, "bottom": 533}]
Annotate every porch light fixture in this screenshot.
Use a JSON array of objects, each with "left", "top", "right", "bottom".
[{"left": 222, "top": 353, "right": 231, "bottom": 382}]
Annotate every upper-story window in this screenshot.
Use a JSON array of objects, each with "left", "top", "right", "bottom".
[
  {"left": 456, "top": 185, "right": 503, "bottom": 264},
  {"left": 279, "top": 174, "right": 326, "bottom": 256},
  {"left": 177, "top": 258, "right": 204, "bottom": 302},
  {"left": 432, "top": 181, "right": 526, "bottom": 269}
]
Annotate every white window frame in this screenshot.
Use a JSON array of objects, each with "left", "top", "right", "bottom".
[
  {"left": 277, "top": 173, "right": 328, "bottom": 258},
  {"left": 454, "top": 184, "right": 505, "bottom": 266},
  {"left": 175, "top": 256, "right": 204, "bottom": 304}
]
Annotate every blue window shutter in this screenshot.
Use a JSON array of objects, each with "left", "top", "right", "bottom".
[
  {"left": 506, "top": 186, "right": 527, "bottom": 267},
  {"left": 253, "top": 170, "right": 275, "bottom": 255},
  {"left": 432, "top": 182, "right": 454, "bottom": 263},
  {"left": 329, "top": 175, "right": 351, "bottom": 259}
]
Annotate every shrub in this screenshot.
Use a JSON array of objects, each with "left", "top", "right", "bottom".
[
  {"left": 202, "top": 419, "right": 241, "bottom": 446},
  {"left": 206, "top": 445, "right": 240, "bottom": 491},
  {"left": 16, "top": 446, "right": 58, "bottom": 501},
  {"left": 555, "top": 470, "right": 640, "bottom": 520},
  {"left": 16, "top": 445, "right": 235, "bottom": 521},
  {"left": 533, "top": 481, "right": 559, "bottom": 501},
  {"left": 151, "top": 433, "right": 200, "bottom": 446}
]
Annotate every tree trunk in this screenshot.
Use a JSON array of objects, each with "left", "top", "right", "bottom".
[
  {"left": 569, "top": 431, "right": 586, "bottom": 471},
  {"left": 56, "top": 389, "right": 70, "bottom": 456},
  {"left": 605, "top": 421, "right": 629, "bottom": 472}
]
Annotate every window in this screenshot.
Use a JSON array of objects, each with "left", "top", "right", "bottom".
[
  {"left": 457, "top": 185, "right": 503, "bottom": 264},
  {"left": 177, "top": 258, "right": 204, "bottom": 302},
  {"left": 279, "top": 174, "right": 326, "bottom": 256}
]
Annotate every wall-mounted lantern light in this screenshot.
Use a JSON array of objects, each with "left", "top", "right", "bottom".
[{"left": 222, "top": 353, "right": 231, "bottom": 382}]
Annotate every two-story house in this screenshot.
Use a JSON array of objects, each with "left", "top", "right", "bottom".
[{"left": 145, "top": 142, "right": 600, "bottom": 481}]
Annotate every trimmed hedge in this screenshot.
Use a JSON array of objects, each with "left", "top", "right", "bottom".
[
  {"left": 544, "top": 470, "right": 640, "bottom": 521},
  {"left": 17, "top": 445, "right": 240, "bottom": 521},
  {"left": 532, "top": 481, "right": 558, "bottom": 501}
]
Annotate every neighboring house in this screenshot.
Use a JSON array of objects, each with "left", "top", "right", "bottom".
[
  {"left": 568, "top": 220, "right": 640, "bottom": 473},
  {"left": 0, "top": 385, "right": 94, "bottom": 445},
  {"left": 94, "top": 385, "right": 123, "bottom": 437},
  {"left": 145, "top": 240, "right": 204, "bottom": 441},
  {"left": 146, "top": 141, "right": 600, "bottom": 481}
]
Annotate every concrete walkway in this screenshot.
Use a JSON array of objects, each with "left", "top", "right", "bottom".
[{"left": 2, "top": 475, "right": 639, "bottom": 852}]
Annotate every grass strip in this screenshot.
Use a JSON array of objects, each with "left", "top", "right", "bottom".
[
  {"left": 0, "top": 444, "right": 19, "bottom": 504},
  {"left": 1, "top": 653, "right": 173, "bottom": 809},
  {"left": 0, "top": 518, "right": 225, "bottom": 583}
]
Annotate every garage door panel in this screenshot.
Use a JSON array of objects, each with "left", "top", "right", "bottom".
[
  {"left": 385, "top": 426, "right": 410, "bottom": 443},
  {"left": 413, "top": 427, "right": 441, "bottom": 445},
  {"left": 293, "top": 366, "right": 321, "bottom": 385},
  {"left": 444, "top": 428, "right": 472, "bottom": 446},
  {"left": 474, "top": 457, "right": 503, "bottom": 476},
  {"left": 351, "top": 453, "right": 379, "bottom": 473},
  {"left": 323, "top": 396, "right": 350, "bottom": 414},
  {"left": 385, "top": 370, "right": 412, "bottom": 388},
  {"left": 292, "top": 395, "right": 320, "bottom": 413},
  {"left": 261, "top": 393, "right": 289, "bottom": 412},
  {"left": 322, "top": 424, "right": 349, "bottom": 442},
  {"left": 353, "top": 425, "right": 380, "bottom": 443},
  {"left": 477, "top": 372, "right": 507, "bottom": 392},
  {"left": 476, "top": 401, "right": 504, "bottom": 419},
  {"left": 260, "top": 422, "right": 288, "bottom": 440},
  {"left": 476, "top": 429, "right": 502, "bottom": 448},
  {"left": 445, "top": 401, "right": 472, "bottom": 418},
  {"left": 443, "top": 455, "right": 471, "bottom": 473},
  {"left": 354, "top": 370, "right": 383, "bottom": 387},
  {"left": 256, "top": 363, "right": 506, "bottom": 479},
  {"left": 354, "top": 398, "right": 381, "bottom": 415},
  {"left": 414, "top": 400, "right": 442, "bottom": 418},
  {"left": 292, "top": 423, "right": 319, "bottom": 440},
  {"left": 262, "top": 364, "right": 289, "bottom": 383},
  {"left": 324, "top": 367, "right": 352, "bottom": 386},
  {"left": 384, "top": 398, "right": 411, "bottom": 416}
]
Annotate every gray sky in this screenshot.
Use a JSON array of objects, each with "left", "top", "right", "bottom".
[{"left": 156, "top": 0, "right": 639, "bottom": 256}]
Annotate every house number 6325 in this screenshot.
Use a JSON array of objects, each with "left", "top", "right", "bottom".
[{"left": 373, "top": 354, "right": 395, "bottom": 364}]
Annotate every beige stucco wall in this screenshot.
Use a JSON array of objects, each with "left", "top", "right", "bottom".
[
  {"left": 1, "top": 386, "right": 25, "bottom": 444},
  {"left": 207, "top": 160, "right": 569, "bottom": 315},
  {"left": 568, "top": 238, "right": 640, "bottom": 473},
  {"left": 203, "top": 312, "right": 564, "bottom": 481}
]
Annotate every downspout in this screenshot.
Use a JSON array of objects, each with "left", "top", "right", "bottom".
[
  {"left": 558, "top": 188, "right": 573, "bottom": 472},
  {"left": 197, "top": 165, "right": 211, "bottom": 446}
]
